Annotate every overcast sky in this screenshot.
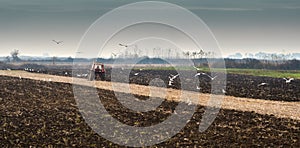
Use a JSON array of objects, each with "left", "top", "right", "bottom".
[{"left": 0, "top": 0, "right": 299, "bottom": 58}]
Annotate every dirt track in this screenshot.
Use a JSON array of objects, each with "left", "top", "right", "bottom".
[{"left": 1, "top": 70, "right": 299, "bottom": 121}]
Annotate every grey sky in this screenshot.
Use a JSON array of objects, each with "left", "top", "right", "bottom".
[{"left": 0, "top": 0, "right": 299, "bottom": 58}]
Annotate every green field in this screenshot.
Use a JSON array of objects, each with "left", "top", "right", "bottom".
[
  {"left": 134, "top": 66, "right": 300, "bottom": 79},
  {"left": 205, "top": 68, "right": 300, "bottom": 79}
]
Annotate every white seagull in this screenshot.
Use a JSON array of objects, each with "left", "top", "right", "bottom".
[
  {"left": 187, "top": 99, "right": 193, "bottom": 106},
  {"left": 52, "top": 40, "right": 63, "bottom": 44},
  {"left": 168, "top": 74, "right": 179, "bottom": 86},
  {"left": 82, "top": 74, "right": 88, "bottom": 77},
  {"left": 196, "top": 85, "right": 201, "bottom": 90},
  {"left": 222, "top": 89, "right": 226, "bottom": 94},
  {"left": 169, "top": 74, "right": 179, "bottom": 80},
  {"left": 283, "top": 78, "right": 294, "bottom": 83},
  {"left": 134, "top": 73, "right": 139, "bottom": 76}
]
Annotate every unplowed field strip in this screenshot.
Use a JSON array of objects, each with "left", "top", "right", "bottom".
[{"left": 1, "top": 70, "right": 299, "bottom": 120}]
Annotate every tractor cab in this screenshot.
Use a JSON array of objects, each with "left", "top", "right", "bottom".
[{"left": 88, "top": 62, "right": 106, "bottom": 81}]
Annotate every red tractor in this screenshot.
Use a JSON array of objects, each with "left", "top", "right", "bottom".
[{"left": 88, "top": 62, "right": 106, "bottom": 81}]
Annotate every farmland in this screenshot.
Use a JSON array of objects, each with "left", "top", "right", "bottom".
[{"left": 0, "top": 64, "right": 299, "bottom": 147}]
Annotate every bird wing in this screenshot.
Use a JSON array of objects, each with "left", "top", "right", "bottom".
[
  {"left": 204, "top": 74, "right": 213, "bottom": 79},
  {"left": 194, "top": 73, "right": 200, "bottom": 77},
  {"left": 258, "top": 83, "right": 267, "bottom": 86},
  {"left": 212, "top": 75, "right": 218, "bottom": 80},
  {"left": 170, "top": 74, "right": 179, "bottom": 80}
]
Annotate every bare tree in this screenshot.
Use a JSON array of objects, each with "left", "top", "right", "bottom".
[
  {"left": 52, "top": 56, "right": 56, "bottom": 65},
  {"left": 192, "top": 51, "right": 197, "bottom": 59},
  {"left": 183, "top": 51, "right": 190, "bottom": 59},
  {"left": 167, "top": 48, "right": 171, "bottom": 59},
  {"left": 5, "top": 56, "right": 10, "bottom": 62},
  {"left": 10, "top": 49, "right": 21, "bottom": 62},
  {"left": 198, "top": 50, "right": 205, "bottom": 59}
]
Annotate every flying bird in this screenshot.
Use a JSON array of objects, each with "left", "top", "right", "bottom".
[
  {"left": 111, "top": 53, "right": 117, "bottom": 58},
  {"left": 119, "top": 43, "right": 128, "bottom": 47},
  {"left": 52, "top": 40, "right": 63, "bottom": 44},
  {"left": 196, "top": 85, "right": 201, "bottom": 90},
  {"left": 283, "top": 78, "right": 294, "bottom": 83},
  {"left": 168, "top": 74, "right": 179, "bottom": 86},
  {"left": 134, "top": 73, "right": 139, "bottom": 76}
]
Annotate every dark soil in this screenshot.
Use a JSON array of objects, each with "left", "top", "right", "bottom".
[{"left": 0, "top": 76, "right": 299, "bottom": 147}]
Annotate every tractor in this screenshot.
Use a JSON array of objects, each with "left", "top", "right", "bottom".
[{"left": 88, "top": 62, "right": 106, "bottom": 81}]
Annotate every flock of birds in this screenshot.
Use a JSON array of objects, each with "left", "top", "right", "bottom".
[
  {"left": 24, "top": 68, "right": 42, "bottom": 73},
  {"left": 132, "top": 66, "right": 296, "bottom": 95},
  {"left": 76, "top": 73, "right": 88, "bottom": 78},
  {"left": 257, "top": 77, "right": 295, "bottom": 87}
]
